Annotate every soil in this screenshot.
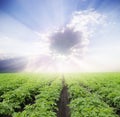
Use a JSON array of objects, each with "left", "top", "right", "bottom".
[
  {"left": 57, "top": 79, "right": 70, "bottom": 117},
  {"left": 0, "top": 114, "right": 12, "bottom": 117},
  {"left": 116, "top": 109, "right": 120, "bottom": 116},
  {"left": 14, "top": 94, "right": 36, "bottom": 112}
]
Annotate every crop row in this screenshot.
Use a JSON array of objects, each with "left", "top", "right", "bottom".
[
  {"left": 0, "top": 73, "right": 60, "bottom": 117},
  {"left": 13, "top": 78, "right": 62, "bottom": 117},
  {"left": 0, "top": 73, "right": 120, "bottom": 117},
  {"left": 65, "top": 75, "right": 119, "bottom": 117},
  {"left": 0, "top": 74, "right": 28, "bottom": 97},
  {"left": 74, "top": 73, "right": 120, "bottom": 112}
]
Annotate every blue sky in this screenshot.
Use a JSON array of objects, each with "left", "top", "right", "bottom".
[
  {"left": 1, "top": 0, "right": 120, "bottom": 31},
  {"left": 0, "top": 0, "right": 120, "bottom": 72}
]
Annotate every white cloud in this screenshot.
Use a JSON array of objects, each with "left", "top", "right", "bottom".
[
  {"left": 47, "top": 9, "right": 106, "bottom": 58},
  {"left": 68, "top": 9, "right": 106, "bottom": 36},
  {"left": 0, "top": 9, "right": 109, "bottom": 72},
  {"left": 0, "top": 9, "right": 106, "bottom": 59},
  {"left": 25, "top": 9, "right": 107, "bottom": 72}
]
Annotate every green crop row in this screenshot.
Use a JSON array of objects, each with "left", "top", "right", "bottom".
[
  {"left": 66, "top": 77, "right": 118, "bottom": 117},
  {"left": 13, "top": 78, "right": 62, "bottom": 117},
  {"left": 74, "top": 73, "right": 120, "bottom": 111},
  {"left": 0, "top": 74, "right": 29, "bottom": 96},
  {"left": 0, "top": 73, "right": 120, "bottom": 117},
  {"left": 0, "top": 73, "right": 58, "bottom": 116}
]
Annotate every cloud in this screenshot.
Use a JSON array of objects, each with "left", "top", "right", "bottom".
[
  {"left": 50, "top": 28, "right": 82, "bottom": 55},
  {"left": 25, "top": 9, "right": 107, "bottom": 72},
  {"left": 0, "top": 57, "right": 27, "bottom": 73},
  {"left": 48, "top": 9, "right": 106, "bottom": 58},
  {"left": 0, "top": 9, "right": 106, "bottom": 59}
]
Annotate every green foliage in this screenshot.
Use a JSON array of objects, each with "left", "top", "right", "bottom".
[
  {"left": 65, "top": 73, "right": 120, "bottom": 117},
  {"left": 13, "top": 78, "right": 62, "bottom": 117},
  {"left": 0, "top": 73, "right": 120, "bottom": 117},
  {"left": 0, "top": 73, "right": 61, "bottom": 116}
]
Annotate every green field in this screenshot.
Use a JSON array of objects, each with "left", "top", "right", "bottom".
[{"left": 0, "top": 73, "right": 120, "bottom": 117}]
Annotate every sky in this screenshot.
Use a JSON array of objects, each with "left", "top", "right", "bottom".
[{"left": 0, "top": 0, "right": 120, "bottom": 72}]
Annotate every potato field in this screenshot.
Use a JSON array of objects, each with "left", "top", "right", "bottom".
[{"left": 0, "top": 73, "right": 120, "bottom": 117}]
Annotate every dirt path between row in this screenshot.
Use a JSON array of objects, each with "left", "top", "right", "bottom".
[{"left": 57, "top": 78, "right": 70, "bottom": 117}]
